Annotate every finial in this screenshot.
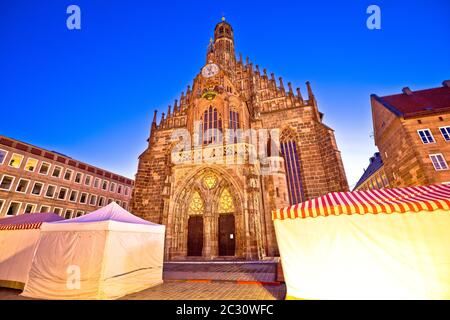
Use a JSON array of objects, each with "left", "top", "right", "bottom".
[
  {"left": 152, "top": 110, "right": 158, "bottom": 125},
  {"left": 221, "top": 16, "right": 226, "bottom": 21},
  {"left": 288, "top": 82, "right": 293, "bottom": 94},
  {"left": 306, "top": 81, "right": 314, "bottom": 99},
  {"left": 209, "top": 37, "right": 213, "bottom": 43},
  {"left": 279, "top": 77, "right": 285, "bottom": 90},
  {"left": 296, "top": 87, "right": 304, "bottom": 101}
]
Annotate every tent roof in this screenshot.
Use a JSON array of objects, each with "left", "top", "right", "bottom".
[
  {"left": 0, "top": 212, "right": 64, "bottom": 230},
  {"left": 273, "top": 184, "right": 450, "bottom": 220},
  {"left": 50, "top": 202, "right": 158, "bottom": 226}
]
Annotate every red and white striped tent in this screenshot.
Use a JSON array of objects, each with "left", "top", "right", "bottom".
[
  {"left": 0, "top": 213, "right": 63, "bottom": 289},
  {"left": 273, "top": 184, "right": 450, "bottom": 300}
]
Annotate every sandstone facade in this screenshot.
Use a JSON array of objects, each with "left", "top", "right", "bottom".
[{"left": 131, "top": 19, "right": 348, "bottom": 260}]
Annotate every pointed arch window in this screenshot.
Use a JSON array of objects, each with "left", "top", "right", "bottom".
[
  {"left": 280, "top": 130, "right": 304, "bottom": 205},
  {"left": 218, "top": 188, "right": 235, "bottom": 214},
  {"left": 189, "top": 191, "right": 204, "bottom": 215},
  {"left": 202, "top": 106, "right": 222, "bottom": 145},
  {"left": 229, "top": 109, "right": 240, "bottom": 143}
]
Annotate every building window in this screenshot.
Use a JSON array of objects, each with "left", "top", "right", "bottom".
[
  {"left": 74, "top": 172, "right": 83, "bottom": 183},
  {"left": 16, "top": 179, "right": 30, "bottom": 193},
  {"left": 382, "top": 174, "right": 389, "bottom": 187},
  {"left": 65, "top": 209, "right": 73, "bottom": 219},
  {"left": 53, "top": 207, "right": 63, "bottom": 216},
  {"left": 430, "top": 154, "right": 449, "bottom": 171},
  {"left": 102, "top": 180, "right": 108, "bottom": 191},
  {"left": 107, "top": 198, "right": 113, "bottom": 204},
  {"left": 122, "top": 202, "right": 127, "bottom": 210},
  {"left": 116, "top": 200, "right": 121, "bottom": 206},
  {"left": 94, "top": 178, "right": 100, "bottom": 188},
  {"left": 281, "top": 139, "right": 304, "bottom": 205},
  {"left": 89, "top": 194, "right": 97, "bottom": 206},
  {"left": 0, "top": 199, "right": 5, "bottom": 214},
  {"left": 439, "top": 126, "right": 450, "bottom": 141},
  {"left": 110, "top": 182, "right": 116, "bottom": 192},
  {"left": 202, "top": 106, "right": 222, "bottom": 145},
  {"left": 0, "top": 149, "right": 8, "bottom": 165},
  {"left": 24, "top": 203, "right": 37, "bottom": 214},
  {"left": 98, "top": 196, "right": 105, "bottom": 207},
  {"left": 64, "top": 169, "right": 73, "bottom": 181},
  {"left": 69, "top": 190, "right": 78, "bottom": 202},
  {"left": 79, "top": 192, "right": 88, "bottom": 204},
  {"left": 40, "top": 205, "right": 51, "bottom": 213},
  {"left": 45, "top": 185, "right": 57, "bottom": 198},
  {"left": 76, "top": 210, "right": 84, "bottom": 217},
  {"left": 417, "top": 129, "right": 435, "bottom": 144},
  {"left": 6, "top": 201, "right": 21, "bottom": 216},
  {"left": 52, "top": 166, "right": 62, "bottom": 178},
  {"left": 229, "top": 110, "right": 240, "bottom": 142},
  {"left": 124, "top": 187, "right": 130, "bottom": 196},
  {"left": 84, "top": 175, "right": 92, "bottom": 186},
  {"left": 117, "top": 185, "right": 123, "bottom": 194},
  {"left": 31, "top": 182, "right": 44, "bottom": 196},
  {"left": 9, "top": 154, "right": 24, "bottom": 169},
  {"left": 24, "top": 158, "right": 38, "bottom": 172},
  {"left": 57, "top": 187, "right": 68, "bottom": 200},
  {"left": 39, "top": 162, "right": 51, "bottom": 175},
  {"left": 0, "top": 175, "right": 15, "bottom": 191}
]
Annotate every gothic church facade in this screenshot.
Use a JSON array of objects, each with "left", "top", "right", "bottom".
[{"left": 131, "top": 19, "right": 348, "bottom": 261}]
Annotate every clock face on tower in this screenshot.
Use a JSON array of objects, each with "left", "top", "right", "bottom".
[{"left": 201, "top": 63, "right": 219, "bottom": 78}]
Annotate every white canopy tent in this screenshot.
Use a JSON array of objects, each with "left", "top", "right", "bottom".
[
  {"left": 0, "top": 213, "right": 64, "bottom": 289},
  {"left": 22, "top": 202, "right": 165, "bottom": 300},
  {"left": 273, "top": 184, "right": 450, "bottom": 300}
]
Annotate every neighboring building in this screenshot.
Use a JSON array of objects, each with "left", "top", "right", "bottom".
[
  {"left": 371, "top": 80, "right": 450, "bottom": 188},
  {"left": 353, "top": 152, "right": 390, "bottom": 191},
  {"left": 0, "top": 135, "right": 133, "bottom": 219},
  {"left": 131, "top": 19, "right": 348, "bottom": 261}
]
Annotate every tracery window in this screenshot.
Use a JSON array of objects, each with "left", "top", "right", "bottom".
[
  {"left": 229, "top": 109, "right": 240, "bottom": 143},
  {"left": 280, "top": 130, "right": 304, "bottom": 205},
  {"left": 202, "top": 173, "right": 217, "bottom": 190},
  {"left": 202, "top": 106, "right": 222, "bottom": 145},
  {"left": 189, "top": 191, "right": 204, "bottom": 215},
  {"left": 218, "top": 188, "right": 235, "bottom": 214}
]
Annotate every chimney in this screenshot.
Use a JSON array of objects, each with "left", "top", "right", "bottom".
[
  {"left": 443, "top": 80, "right": 450, "bottom": 88},
  {"left": 402, "top": 87, "right": 413, "bottom": 95}
]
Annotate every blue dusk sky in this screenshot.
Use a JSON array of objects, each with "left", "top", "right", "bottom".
[{"left": 1, "top": 0, "right": 449, "bottom": 189}]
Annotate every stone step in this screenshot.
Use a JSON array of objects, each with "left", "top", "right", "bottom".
[{"left": 163, "top": 262, "right": 278, "bottom": 282}]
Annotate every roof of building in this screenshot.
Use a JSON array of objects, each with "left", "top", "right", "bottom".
[
  {"left": 353, "top": 152, "right": 384, "bottom": 190},
  {"left": 372, "top": 81, "right": 450, "bottom": 118},
  {"left": 0, "top": 135, "right": 134, "bottom": 186}
]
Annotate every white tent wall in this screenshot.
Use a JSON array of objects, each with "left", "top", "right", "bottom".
[
  {"left": 21, "top": 220, "right": 165, "bottom": 300},
  {"left": 275, "top": 210, "right": 450, "bottom": 300},
  {"left": 0, "top": 229, "right": 41, "bottom": 288},
  {"left": 100, "top": 229, "right": 165, "bottom": 299},
  {"left": 21, "top": 229, "right": 106, "bottom": 299}
]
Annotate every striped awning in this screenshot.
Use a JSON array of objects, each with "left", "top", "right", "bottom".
[
  {"left": 272, "top": 184, "right": 450, "bottom": 220},
  {"left": 0, "top": 222, "right": 43, "bottom": 231}
]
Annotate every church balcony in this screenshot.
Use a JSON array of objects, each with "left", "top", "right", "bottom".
[{"left": 171, "top": 143, "right": 258, "bottom": 166}]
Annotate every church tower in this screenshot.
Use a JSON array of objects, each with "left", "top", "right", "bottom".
[
  {"left": 212, "top": 17, "right": 235, "bottom": 69},
  {"left": 131, "top": 19, "right": 348, "bottom": 261}
]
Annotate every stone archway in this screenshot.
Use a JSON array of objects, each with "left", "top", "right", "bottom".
[{"left": 168, "top": 166, "right": 244, "bottom": 260}]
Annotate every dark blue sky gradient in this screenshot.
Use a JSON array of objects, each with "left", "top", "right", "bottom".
[{"left": 1, "top": 0, "right": 449, "bottom": 187}]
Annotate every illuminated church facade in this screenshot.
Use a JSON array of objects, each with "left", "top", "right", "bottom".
[{"left": 131, "top": 19, "right": 348, "bottom": 260}]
